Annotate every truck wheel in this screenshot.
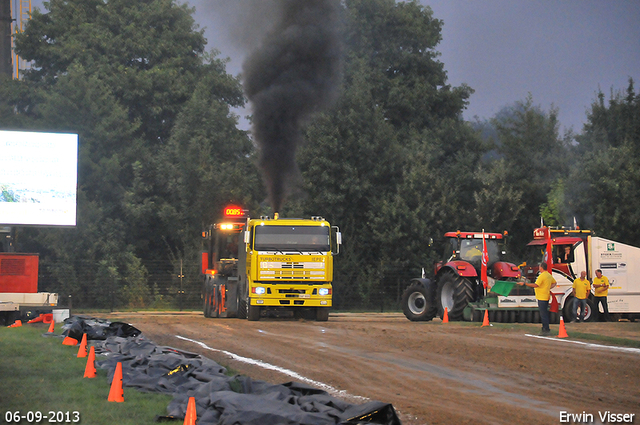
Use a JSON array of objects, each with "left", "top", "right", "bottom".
[
  {"left": 436, "top": 270, "right": 474, "bottom": 321},
  {"left": 247, "top": 304, "right": 261, "bottom": 321},
  {"left": 211, "top": 286, "right": 220, "bottom": 318},
  {"left": 316, "top": 308, "right": 329, "bottom": 322},
  {"left": 401, "top": 282, "right": 437, "bottom": 321},
  {"left": 562, "top": 296, "right": 576, "bottom": 322},
  {"left": 583, "top": 298, "right": 595, "bottom": 322},
  {"left": 237, "top": 294, "right": 247, "bottom": 319},
  {"left": 203, "top": 279, "right": 212, "bottom": 318}
]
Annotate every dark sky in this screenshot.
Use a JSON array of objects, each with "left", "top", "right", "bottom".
[
  {"left": 187, "top": 0, "right": 640, "bottom": 134},
  {"left": 27, "top": 0, "right": 640, "bottom": 133}
]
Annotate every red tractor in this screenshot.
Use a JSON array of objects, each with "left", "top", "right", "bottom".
[{"left": 402, "top": 231, "right": 521, "bottom": 321}]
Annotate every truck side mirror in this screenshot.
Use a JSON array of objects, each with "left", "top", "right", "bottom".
[
  {"left": 332, "top": 227, "right": 341, "bottom": 255},
  {"left": 244, "top": 230, "right": 250, "bottom": 245}
]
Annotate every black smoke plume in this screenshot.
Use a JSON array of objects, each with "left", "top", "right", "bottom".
[{"left": 242, "top": 0, "right": 342, "bottom": 213}]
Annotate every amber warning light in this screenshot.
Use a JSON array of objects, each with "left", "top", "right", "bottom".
[{"left": 224, "top": 205, "right": 245, "bottom": 217}]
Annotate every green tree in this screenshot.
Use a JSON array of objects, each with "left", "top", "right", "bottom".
[
  {"left": 489, "top": 95, "right": 570, "bottom": 256},
  {"left": 297, "top": 0, "right": 479, "bottom": 308},
  {"left": 568, "top": 79, "right": 640, "bottom": 245}
]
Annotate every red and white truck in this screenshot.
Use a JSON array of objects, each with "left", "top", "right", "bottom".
[{"left": 523, "top": 227, "right": 640, "bottom": 322}]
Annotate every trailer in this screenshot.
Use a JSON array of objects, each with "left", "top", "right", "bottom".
[{"left": 0, "top": 253, "right": 58, "bottom": 326}]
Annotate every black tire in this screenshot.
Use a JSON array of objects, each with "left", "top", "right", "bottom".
[
  {"left": 237, "top": 292, "right": 247, "bottom": 320},
  {"left": 533, "top": 310, "right": 540, "bottom": 323},
  {"left": 565, "top": 297, "right": 595, "bottom": 322},
  {"left": 203, "top": 279, "right": 212, "bottom": 318},
  {"left": 401, "top": 281, "right": 437, "bottom": 321},
  {"left": 562, "top": 296, "right": 576, "bottom": 322},
  {"left": 523, "top": 310, "right": 533, "bottom": 323},
  {"left": 436, "top": 270, "right": 474, "bottom": 321},
  {"left": 203, "top": 292, "right": 211, "bottom": 318},
  {"left": 247, "top": 303, "right": 261, "bottom": 321},
  {"left": 583, "top": 298, "right": 595, "bottom": 322},
  {"left": 517, "top": 311, "right": 526, "bottom": 323},
  {"left": 489, "top": 310, "right": 496, "bottom": 323},
  {"left": 507, "top": 310, "right": 516, "bottom": 323},
  {"left": 316, "top": 308, "right": 329, "bottom": 322},
  {"left": 494, "top": 310, "right": 503, "bottom": 323},
  {"left": 211, "top": 285, "right": 220, "bottom": 318},
  {"left": 472, "top": 309, "right": 483, "bottom": 322}
]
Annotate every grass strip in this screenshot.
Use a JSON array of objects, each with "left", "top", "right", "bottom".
[
  {"left": 0, "top": 324, "right": 172, "bottom": 424},
  {"left": 559, "top": 331, "right": 640, "bottom": 349}
]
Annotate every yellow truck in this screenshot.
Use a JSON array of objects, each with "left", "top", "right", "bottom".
[{"left": 201, "top": 205, "right": 341, "bottom": 321}]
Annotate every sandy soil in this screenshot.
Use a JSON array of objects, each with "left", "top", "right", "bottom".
[{"left": 103, "top": 311, "right": 640, "bottom": 425}]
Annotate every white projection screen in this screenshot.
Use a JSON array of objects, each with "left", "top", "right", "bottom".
[{"left": 0, "top": 130, "right": 78, "bottom": 226}]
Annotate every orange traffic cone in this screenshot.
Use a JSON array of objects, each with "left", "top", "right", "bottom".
[
  {"left": 183, "top": 396, "right": 197, "bottom": 425},
  {"left": 62, "top": 336, "right": 78, "bottom": 346},
  {"left": 557, "top": 315, "right": 569, "bottom": 338},
  {"left": 84, "top": 346, "right": 97, "bottom": 378},
  {"left": 77, "top": 333, "right": 88, "bottom": 358},
  {"left": 442, "top": 307, "right": 449, "bottom": 324},
  {"left": 108, "top": 362, "right": 124, "bottom": 402},
  {"left": 8, "top": 320, "right": 22, "bottom": 327},
  {"left": 43, "top": 314, "right": 53, "bottom": 324},
  {"left": 47, "top": 320, "right": 55, "bottom": 333},
  {"left": 481, "top": 310, "right": 491, "bottom": 327},
  {"left": 28, "top": 314, "right": 45, "bottom": 323}
]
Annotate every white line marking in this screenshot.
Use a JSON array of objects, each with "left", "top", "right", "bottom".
[
  {"left": 175, "top": 335, "right": 369, "bottom": 401},
  {"left": 525, "top": 334, "right": 640, "bottom": 354}
]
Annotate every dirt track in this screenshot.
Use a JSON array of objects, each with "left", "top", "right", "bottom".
[{"left": 104, "top": 312, "right": 640, "bottom": 425}]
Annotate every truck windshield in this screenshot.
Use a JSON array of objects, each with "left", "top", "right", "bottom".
[{"left": 254, "top": 226, "right": 330, "bottom": 252}]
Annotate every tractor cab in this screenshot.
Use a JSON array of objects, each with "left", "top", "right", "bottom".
[{"left": 438, "top": 231, "right": 508, "bottom": 275}]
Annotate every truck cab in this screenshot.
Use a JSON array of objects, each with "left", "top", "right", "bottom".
[{"left": 202, "top": 206, "right": 341, "bottom": 321}]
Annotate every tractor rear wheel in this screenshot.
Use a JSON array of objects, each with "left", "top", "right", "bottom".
[
  {"left": 401, "top": 281, "right": 437, "bottom": 321},
  {"left": 436, "top": 270, "right": 474, "bottom": 321}
]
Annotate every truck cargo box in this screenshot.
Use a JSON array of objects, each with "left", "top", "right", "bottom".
[{"left": 590, "top": 237, "right": 640, "bottom": 314}]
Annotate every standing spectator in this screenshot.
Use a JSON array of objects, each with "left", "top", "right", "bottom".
[
  {"left": 571, "top": 271, "right": 591, "bottom": 322},
  {"left": 518, "top": 263, "right": 557, "bottom": 335},
  {"left": 593, "top": 269, "right": 611, "bottom": 322}
]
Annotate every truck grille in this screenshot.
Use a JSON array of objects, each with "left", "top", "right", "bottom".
[{"left": 258, "top": 261, "right": 326, "bottom": 280}]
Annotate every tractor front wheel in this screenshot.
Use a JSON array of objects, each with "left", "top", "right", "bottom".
[{"left": 401, "top": 281, "right": 437, "bottom": 321}]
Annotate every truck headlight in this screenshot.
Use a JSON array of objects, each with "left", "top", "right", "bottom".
[
  {"left": 253, "top": 287, "right": 266, "bottom": 295},
  {"left": 319, "top": 288, "right": 330, "bottom": 296}
]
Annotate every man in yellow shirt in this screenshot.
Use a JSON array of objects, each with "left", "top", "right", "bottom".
[
  {"left": 593, "top": 269, "right": 610, "bottom": 322},
  {"left": 571, "top": 271, "right": 591, "bottom": 322},
  {"left": 518, "top": 263, "right": 557, "bottom": 335}
]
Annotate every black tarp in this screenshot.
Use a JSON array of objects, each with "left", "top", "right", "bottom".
[{"left": 68, "top": 317, "right": 402, "bottom": 425}]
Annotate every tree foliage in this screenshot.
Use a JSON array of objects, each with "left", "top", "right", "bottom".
[{"left": 567, "top": 79, "right": 640, "bottom": 245}]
